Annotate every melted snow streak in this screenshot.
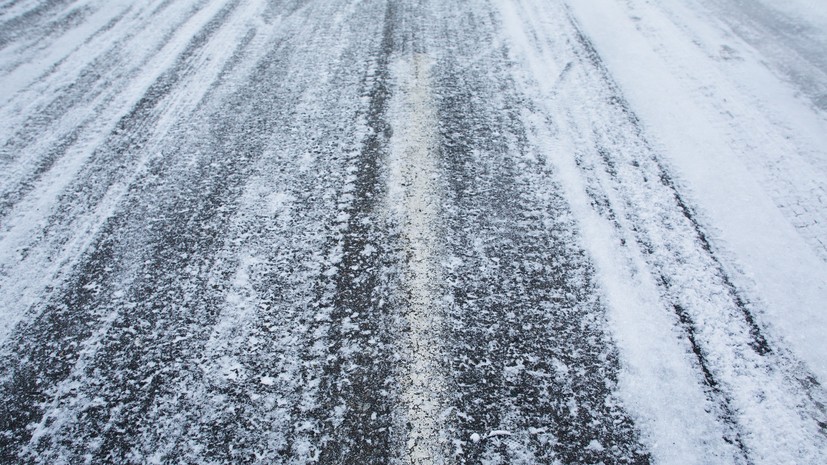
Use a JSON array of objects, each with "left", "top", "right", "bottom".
[{"left": 1, "top": 0, "right": 826, "bottom": 464}]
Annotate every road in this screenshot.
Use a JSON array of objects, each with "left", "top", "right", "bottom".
[{"left": 1, "top": 0, "right": 826, "bottom": 464}]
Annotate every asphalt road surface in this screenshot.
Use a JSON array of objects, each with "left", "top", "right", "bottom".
[{"left": 1, "top": 0, "right": 826, "bottom": 464}]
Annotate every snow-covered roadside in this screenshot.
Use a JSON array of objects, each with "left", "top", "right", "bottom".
[
  {"left": 495, "top": 2, "right": 741, "bottom": 463},
  {"left": 617, "top": 0, "right": 827, "bottom": 259},
  {"left": 498, "top": 0, "right": 827, "bottom": 463},
  {"left": 566, "top": 0, "right": 827, "bottom": 385},
  {"left": 691, "top": 0, "right": 827, "bottom": 113}
]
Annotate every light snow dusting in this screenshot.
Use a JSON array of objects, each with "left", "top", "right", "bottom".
[{"left": 1, "top": 0, "right": 826, "bottom": 464}]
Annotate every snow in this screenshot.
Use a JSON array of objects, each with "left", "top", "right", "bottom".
[
  {"left": 500, "top": 0, "right": 827, "bottom": 463},
  {"left": 497, "top": 3, "right": 742, "bottom": 463},
  {"left": 0, "top": 0, "right": 240, "bottom": 345},
  {"left": 586, "top": 440, "right": 604, "bottom": 452},
  {"left": 1, "top": 0, "right": 826, "bottom": 463},
  {"left": 567, "top": 0, "right": 827, "bottom": 383}
]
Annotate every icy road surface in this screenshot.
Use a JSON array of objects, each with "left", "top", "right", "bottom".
[{"left": 1, "top": 0, "right": 827, "bottom": 464}]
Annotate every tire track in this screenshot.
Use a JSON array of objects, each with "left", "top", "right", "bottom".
[
  {"left": 2, "top": 0, "right": 392, "bottom": 462},
  {"left": 570, "top": 25, "right": 771, "bottom": 356},
  {"left": 508, "top": 1, "right": 827, "bottom": 462},
  {"left": 0, "top": 0, "right": 224, "bottom": 220},
  {"left": 565, "top": 19, "right": 827, "bottom": 463},
  {"left": 0, "top": 0, "right": 273, "bottom": 461},
  {"left": 0, "top": 0, "right": 76, "bottom": 49},
  {"left": 2, "top": 0, "right": 824, "bottom": 463},
  {"left": 306, "top": 3, "right": 406, "bottom": 462},
  {"left": 564, "top": 29, "right": 762, "bottom": 461},
  {"left": 429, "top": 3, "right": 651, "bottom": 463},
  {"left": 0, "top": 0, "right": 240, "bottom": 345}
]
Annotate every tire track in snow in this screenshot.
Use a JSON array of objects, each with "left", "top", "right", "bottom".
[
  {"left": 0, "top": 0, "right": 404, "bottom": 462},
  {"left": 570, "top": 26, "right": 771, "bottom": 357},
  {"left": 564, "top": 19, "right": 827, "bottom": 464},
  {"left": 0, "top": 0, "right": 283, "bottom": 461},
  {"left": 0, "top": 1, "right": 96, "bottom": 64},
  {"left": 0, "top": 0, "right": 238, "bottom": 346},
  {"left": 306, "top": 3, "right": 406, "bottom": 462},
  {"left": 0, "top": 2, "right": 222, "bottom": 212},
  {"left": 2, "top": 0, "right": 824, "bottom": 463},
  {"left": 0, "top": 0, "right": 76, "bottom": 49},
  {"left": 428, "top": 3, "right": 651, "bottom": 463},
  {"left": 193, "top": 11, "right": 376, "bottom": 455},
  {"left": 498, "top": 0, "right": 827, "bottom": 462},
  {"left": 0, "top": 0, "right": 221, "bottom": 219},
  {"left": 566, "top": 25, "right": 759, "bottom": 462}
]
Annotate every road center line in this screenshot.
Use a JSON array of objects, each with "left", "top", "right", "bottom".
[{"left": 387, "top": 52, "right": 447, "bottom": 465}]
